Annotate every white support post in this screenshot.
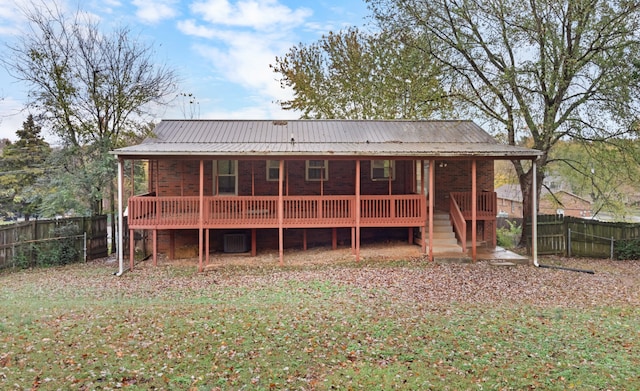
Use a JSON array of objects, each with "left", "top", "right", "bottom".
[
  {"left": 532, "top": 160, "right": 539, "bottom": 267},
  {"left": 116, "top": 158, "right": 124, "bottom": 275}
]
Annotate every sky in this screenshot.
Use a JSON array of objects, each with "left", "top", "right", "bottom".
[{"left": 0, "top": 0, "right": 370, "bottom": 142}]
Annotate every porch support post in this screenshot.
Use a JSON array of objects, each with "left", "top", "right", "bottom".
[
  {"left": 278, "top": 159, "right": 284, "bottom": 265},
  {"left": 532, "top": 160, "right": 539, "bottom": 266},
  {"left": 198, "top": 159, "right": 204, "bottom": 272},
  {"left": 116, "top": 158, "right": 124, "bottom": 275},
  {"left": 420, "top": 160, "right": 426, "bottom": 254},
  {"left": 303, "top": 229, "right": 308, "bottom": 251},
  {"left": 428, "top": 159, "right": 435, "bottom": 261},
  {"left": 153, "top": 229, "right": 157, "bottom": 266},
  {"left": 251, "top": 229, "right": 257, "bottom": 257},
  {"left": 169, "top": 231, "right": 175, "bottom": 260},
  {"left": 355, "top": 159, "right": 361, "bottom": 261},
  {"left": 351, "top": 228, "right": 355, "bottom": 254},
  {"left": 332, "top": 228, "right": 337, "bottom": 250},
  {"left": 129, "top": 229, "right": 134, "bottom": 271},
  {"left": 472, "top": 160, "right": 477, "bottom": 262},
  {"left": 205, "top": 228, "right": 210, "bottom": 265}
]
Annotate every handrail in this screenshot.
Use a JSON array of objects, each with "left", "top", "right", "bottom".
[
  {"left": 450, "top": 191, "right": 497, "bottom": 219},
  {"left": 450, "top": 195, "right": 467, "bottom": 252}
]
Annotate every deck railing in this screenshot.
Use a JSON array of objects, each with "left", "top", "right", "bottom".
[
  {"left": 127, "top": 192, "right": 492, "bottom": 230},
  {"left": 128, "top": 194, "right": 426, "bottom": 229},
  {"left": 450, "top": 192, "right": 497, "bottom": 220}
]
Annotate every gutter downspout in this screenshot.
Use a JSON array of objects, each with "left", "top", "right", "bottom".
[
  {"left": 115, "top": 157, "right": 127, "bottom": 276},
  {"left": 531, "top": 159, "right": 594, "bottom": 274}
]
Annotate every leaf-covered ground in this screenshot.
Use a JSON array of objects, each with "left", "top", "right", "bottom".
[{"left": 0, "top": 253, "right": 638, "bottom": 390}]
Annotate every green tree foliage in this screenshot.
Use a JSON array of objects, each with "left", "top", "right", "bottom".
[
  {"left": 0, "top": 115, "right": 51, "bottom": 220},
  {"left": 2, "top": 2, "right": 178, "bottom": 217},
  {"left": 368, "top": 0, "right": 640, "bottom": 232},
  {"left": 549, "top": 139, "right": 640, "bottom": 220},
  {"left": 272, "top": 27, "right": 449, "bottom": 119}
]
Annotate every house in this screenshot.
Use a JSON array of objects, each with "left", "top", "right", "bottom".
[
  {"left": 496, "top": 184, "right": 592, "bottom": 218},
  {"left": 111, "top": 120, "right": 541, "bottom": 272}
]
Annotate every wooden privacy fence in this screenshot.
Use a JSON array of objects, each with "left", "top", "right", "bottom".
[
  {"left": 0, "top": 215, "right": 108, "bottom": 269},
  {"left": 526, "top": 215, "right": 640, "bottom": 259}
]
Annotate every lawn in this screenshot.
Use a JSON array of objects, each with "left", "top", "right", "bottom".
[{"left": 0, "top": 256, "right": 638, "bottom": 390}]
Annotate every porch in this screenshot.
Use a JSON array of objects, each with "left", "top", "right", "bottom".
[{"left": 127, "top": 192, "right": 496, "bottom": 230}]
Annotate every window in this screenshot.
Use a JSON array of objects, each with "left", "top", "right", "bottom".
[
  {"left": 306, "top": 160, "right": 328, "bottom": 181},
  {"left": 215, "top": 160, "right": 237, "bottom": 195},
  {"left": 371, "top": 160, "right": 395, "bottom": 181},
  {"left": 266, "top": 160, "right": 280, "bottom": 181}
]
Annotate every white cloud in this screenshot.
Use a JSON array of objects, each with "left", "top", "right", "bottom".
[
  {"left": 191, "top": 29, "right": 292, "bottom": 103},
  {"left": 175, "top": 0, "right": 311, "bottom": 115},
  {"left": 176, "top": 19, "right": 216, "bottom": 38},
  {"left": 0, "top": 0, "right": 29, "bottom": 36},
  {"left": 0, "top": 97, "right": 27, "bottom": 141},
  {"left": 132, "top": 0, "right": 179, "bottom": 24},
  {"left": 190, "top": 0, "right": 311, "bottom": 31}
]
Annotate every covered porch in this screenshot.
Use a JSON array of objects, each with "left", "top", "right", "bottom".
[{"left": 121, "top": 157, "right": 498, "bottom": 272}]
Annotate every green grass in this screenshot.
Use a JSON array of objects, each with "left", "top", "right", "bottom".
[{"left": 0, "top": 261, "right": 638, "bottom": 390}]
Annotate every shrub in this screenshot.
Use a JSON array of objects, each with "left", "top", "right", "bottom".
[
  {"left": 614, "top": 239, "right": 640, "bottom": 260},
  {"left": 497, "top": 220, "right": 522, "bottom": 249}
]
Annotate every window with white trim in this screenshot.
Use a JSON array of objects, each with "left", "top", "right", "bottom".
[
  {"left": 266, "top": 160, "right": 280, "bottom": 181},
  {"left": 215, "top": 160, "right": 237, "bottom": 195},
  {"left": 371, "top": 160, "right": 395, "bottom": 181},
  {"left": 305, "top": 160, "right": 328, "bottom": 181}
]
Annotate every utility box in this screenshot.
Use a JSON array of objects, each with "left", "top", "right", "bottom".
[{"left": 223, "top": 233, "right": 249, "bottom": 253}]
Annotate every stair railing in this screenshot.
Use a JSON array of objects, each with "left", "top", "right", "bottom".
[{"left": 450, "top": 194, "right": 467, "bottom": 252}]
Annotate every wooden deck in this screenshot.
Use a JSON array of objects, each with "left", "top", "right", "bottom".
[
  {"left": 127, "top": 194, "right": 426, "bottom": 229},
  {"left": 127, "top": 192, "right": 496, "bottom": 230}
]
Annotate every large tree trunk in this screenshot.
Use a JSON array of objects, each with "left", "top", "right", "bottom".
[{"left": 517, "top": 161, "right": 544, "bottom": 248}]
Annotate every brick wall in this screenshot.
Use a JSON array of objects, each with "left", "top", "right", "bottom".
[
  {"left": 148, "top": 158, "right": 495, "bottom": 255},
  {"left": 150, "top": 159, "right": 493, "bottom": 198}
]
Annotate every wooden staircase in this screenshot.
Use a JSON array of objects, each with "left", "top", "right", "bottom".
[{"left": 415, "top": 211, "right": 464, "bottom": 253}]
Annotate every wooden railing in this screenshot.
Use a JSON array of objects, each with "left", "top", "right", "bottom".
[
  {"left": 360, "top": 195, "right": 424, "bottom": 226},
  {"left": 127, "top": 194, "right": 425, "bottom": 229},
  {"left": 450, "top": 195, "right": 467, "bottom": 252},
  {"left": 450, "top": 191, "right": 497, "bottom": 220}
]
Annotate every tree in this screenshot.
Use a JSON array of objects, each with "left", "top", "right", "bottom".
[
  {"left": 368, "top": 0, "right": 640, "bottom": 237},
  {"left": 272, "top": 27, "right": 449, "bottom": 119},
  {"left": 0, "top": 115, "right": 51, "bottom": 220},
  {"left": 2, "top": 1, "right": 179, "bottom": 250},
  {"left": 549, "top": 139, "right": 640, "bottom": 220}
]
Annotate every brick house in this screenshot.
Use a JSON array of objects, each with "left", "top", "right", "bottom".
[
  {"left": 112, "top": 120, "right": 541, "bottom": 272},
  {"left": 496, "top": 184, "right": 592, "bottom": 218}
]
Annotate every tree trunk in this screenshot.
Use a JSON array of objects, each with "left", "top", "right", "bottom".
[{"left": 518, "top": 162, "right": 544, "bottom": 248}]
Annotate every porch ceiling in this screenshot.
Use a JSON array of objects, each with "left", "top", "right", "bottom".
[{"left": 112, "top": 119, "right": 542, "bottom": 159}]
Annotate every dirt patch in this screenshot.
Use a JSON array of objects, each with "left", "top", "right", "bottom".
[{"left": 155, "top": 241, "right": 426, "bottom": 269}]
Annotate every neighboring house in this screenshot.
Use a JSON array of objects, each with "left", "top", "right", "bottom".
[
  {"left": 112, "top": 120, "right": 541, "bottom": 272},
  {"left": 496, "top": 184, "right": 592, "bottom": 218},
  {"left": 495, "top": 184, "right": 524, "bottom": 218}
]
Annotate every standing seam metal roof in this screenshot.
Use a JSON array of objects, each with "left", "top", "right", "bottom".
[{"left": 112, "top": 119, "right": 541, "bottom": 158}]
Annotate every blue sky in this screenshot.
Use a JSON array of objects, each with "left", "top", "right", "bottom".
[{"left": 0, "top": 0, "right": 370, "bottom": 141}]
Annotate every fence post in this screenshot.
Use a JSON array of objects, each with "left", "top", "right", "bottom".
[
  {"left": 84, "top": 232, "right": 87, "bottom": 262},
  {"left": 568, "top": 228, "right": 572, "bottom": 257},
  {"left": 610, "top": 236, "right": 614, "bottom": 260}
]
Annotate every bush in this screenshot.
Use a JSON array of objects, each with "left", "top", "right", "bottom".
[
  {"left": 11, "top": 224, "right": 82, "bottom": 269},
  {"left": 614, "top": 239, "right": 640, "bottom": 260},
  {"left": 497, "top": 220, "right": 522, "bottom": 249}
]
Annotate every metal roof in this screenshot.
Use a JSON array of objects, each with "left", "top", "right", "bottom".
[{"left": 112, "top": 119, "right": 541, "bottom": 159}]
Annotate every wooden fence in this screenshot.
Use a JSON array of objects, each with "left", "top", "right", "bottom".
[
  {"left": 0, "top": 216, "right": 108, "bottom": 269},
  {"left": 525, "top": 215, "right": 640, "bottom": 259}
]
